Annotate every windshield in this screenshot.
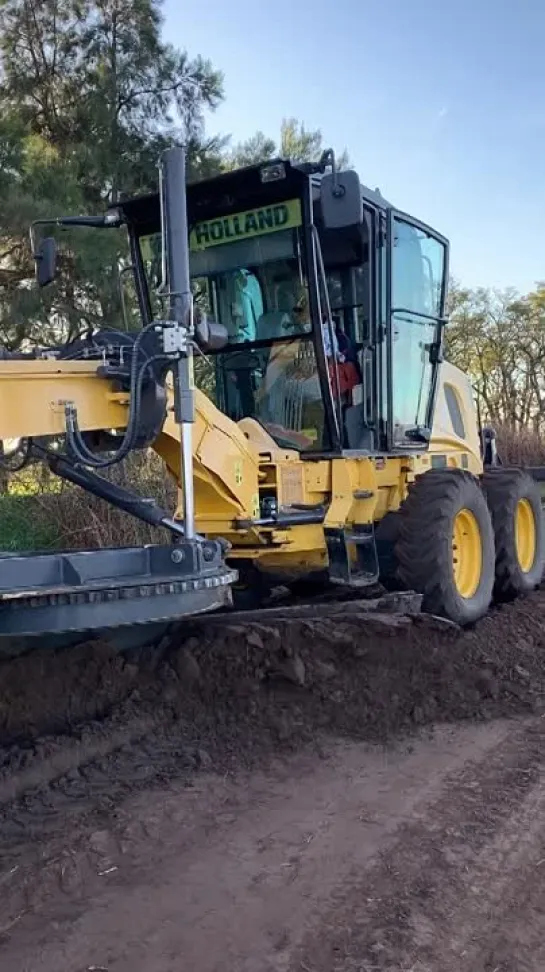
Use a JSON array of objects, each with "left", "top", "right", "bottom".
[
  {"left": 138, "top": 197, "right": 333, "bottom": 452},
  {"left": 140, "top": 198, "right": 311, "bottom": 344}
]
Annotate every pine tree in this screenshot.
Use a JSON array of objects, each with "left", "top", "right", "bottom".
[
  {"left": 0, "top": 0, "right": 224, "bottom": 346},
  {"left": 228, "top": 117, "right": 350, "bottom": 170}
]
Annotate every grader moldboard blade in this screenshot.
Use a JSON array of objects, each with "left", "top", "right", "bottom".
[{"left": 0, "top": 541, "right": 236, "bottom": 655}]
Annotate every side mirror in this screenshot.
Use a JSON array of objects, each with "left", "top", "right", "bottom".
[
  {"left": 320, "top": 170, "right": 363, "bottom": 229},
  {"left": 35, "top": 236, "right": 57, "bottom": 287},
  {"left": 194, "top": 308, "right": 228, "bottom": 351}
]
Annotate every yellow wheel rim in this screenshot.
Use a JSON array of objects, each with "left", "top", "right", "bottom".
[
  {"left": 515, "top": 498, "right": 536, "bottom": 573},
  {"left": 452, "top": 508, "right": 482, "bottom": 599}
]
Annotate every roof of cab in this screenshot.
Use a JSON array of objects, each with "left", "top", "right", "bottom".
[{"left": 113, "top": 157, "right": 394, "bottom": 231}]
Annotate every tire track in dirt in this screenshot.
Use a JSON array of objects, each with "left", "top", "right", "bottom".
[
  {"left": 0, "top": 721, "right": 518, "bottom": 972},
  {"left": 477, "top": 840, "right": 545, "bottom": 972},
  {"left": 292, "top": 719, "right": 545, "bottom": 972},
  {"left": 1, "top": 593, "right": 545, "bottom": 969}
]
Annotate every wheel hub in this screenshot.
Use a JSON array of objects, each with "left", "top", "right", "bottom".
[
  {"left": 452, "top": 507, "right": 482, "bottom": 599},
  {"left": 515, "top": 498, "right": 536, "bottom": 573}
]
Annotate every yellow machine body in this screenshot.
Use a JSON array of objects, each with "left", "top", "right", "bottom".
[
  {"left": 3, "top": 150, "right": 542, "bottom": 635},
  {"left": 0, "top": 355, "right": 482, "bottom": 583}
]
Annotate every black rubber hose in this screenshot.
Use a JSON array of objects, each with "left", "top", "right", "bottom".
[
  {"left": 65, "top": 351, "right": 171, "bottom": 468},
  {"left": 64, "top": 321, "right": 158, "bottom": 467}
]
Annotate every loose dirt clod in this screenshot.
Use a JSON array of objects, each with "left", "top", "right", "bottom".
[
  {"left": 0, "top": 590, "right": 544, "bottom": 755},
  {"left": 0, "top": 589, "right": 541, "bottom": 828}
]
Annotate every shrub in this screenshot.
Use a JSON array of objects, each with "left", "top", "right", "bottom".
[
  {"left": 0, "top": 451, "right": 177, "bottom": 552},
  {"left": 0, "top": 493, "right": 60, "bottom": 550},
  {"left": 495, "top": 424, "right": 545, "bottom": 466}
]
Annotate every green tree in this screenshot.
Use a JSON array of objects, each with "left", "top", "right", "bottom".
[
  {"left": 279, "top": 117, "right": 324, "bottom": 163},
  {"left": 0, "top": 0, "right": 224, "bottom": 347},
  {"left": 446, "top": 280, "right": 545, "bottom": 432},
  {"left": 228, "top": 117, "right": 350, "bottom": 169},
  {"left": 228, "top": 131, "right": 277, "bottom": 169}
]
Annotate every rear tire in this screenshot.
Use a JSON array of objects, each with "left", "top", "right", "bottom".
[
  {"left": 396, "top": 469, "right": 495, "bottom": 626},
  {"left": 375, "top": 512, "right": 404, "bottom": 591},
  {"left": 483, "top": 468, "right": 544, "bottom": 600}
]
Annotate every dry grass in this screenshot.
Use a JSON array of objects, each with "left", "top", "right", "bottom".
[
  {"left": 46, "top": 451, "right": 177, "bottom": 549},
  {"left": 2, "top": 424, "right": 545, "bottom": 555},
  {"left": 495, "top": 424, "right": 545, "bottom": 466},
  {"left": 2, "top": 452, "right": 177, "bottom": 551}
]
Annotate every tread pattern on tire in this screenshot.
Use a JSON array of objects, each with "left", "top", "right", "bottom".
[
  {"left": 375, "top": 512, "right": 404, "bottom": 591},
  {"left": 395, "top": 469, "right": 495, "bottom": 626},
  {"left": 483, "top": 467, "right": 544, "bottom": 601}
]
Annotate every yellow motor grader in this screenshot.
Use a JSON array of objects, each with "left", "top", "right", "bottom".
[{"left": 0, "top": 147, "right": 542, "bottom": 638}]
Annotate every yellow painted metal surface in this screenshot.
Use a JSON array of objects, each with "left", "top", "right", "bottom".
[
  {"left": 156, "top": 388, "right": 260, "bottom": 527},
  {"left": 0, "top": 352, "right": 489, "bottom": 588},
  {"left": 0, "top": 360, "right": 128, "bottom": 439},
  {"left": 431, "top": 361, "right": 483, "bottom": 475},
  {"left": 515, "top": 498, "right": 536, "bottom": 573},
  {"left": 452, "top": 507, "right": 482, "bottom": 598},
  {"left": 221, "top": 453, "right": 422, "bottom": 575}
]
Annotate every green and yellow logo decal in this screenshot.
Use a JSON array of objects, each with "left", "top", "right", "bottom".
[{"left": 189, "top": 199, "right": 302, "bottom": 251}]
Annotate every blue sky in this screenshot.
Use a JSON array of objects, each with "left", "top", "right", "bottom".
[{"left": 164, "top": 0, "right": 544, "bottom": 292}]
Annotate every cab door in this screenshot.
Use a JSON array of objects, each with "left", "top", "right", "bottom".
[{"left": 386, "top": 211, "right": 448, "bottom": 449}]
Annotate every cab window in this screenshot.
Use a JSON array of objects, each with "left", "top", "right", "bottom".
[{"left": 390, "top": 218, "right": 446, "bottom": 445}]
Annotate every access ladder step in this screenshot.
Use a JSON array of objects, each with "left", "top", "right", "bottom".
[{"left": 325, "top": 524, "right": 379, "bottom": 588}]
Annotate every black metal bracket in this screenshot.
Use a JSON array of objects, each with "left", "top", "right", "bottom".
[{"left": 325, "top": 524, "right": 379, "bottom": 587}]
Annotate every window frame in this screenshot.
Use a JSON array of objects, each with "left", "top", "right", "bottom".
[
  {"left": 385, "top": 208, "right": 449, "bottom": 451},
  {"left": 444, "top": 382, "right": 466, "bottom": 440},
  {"left": 128, "top": 187, "right": 342, "bottom": 454}
]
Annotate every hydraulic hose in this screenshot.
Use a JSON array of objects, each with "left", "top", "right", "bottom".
[{"left": 63, "top": 322, "right": 170, "bottom": 469}]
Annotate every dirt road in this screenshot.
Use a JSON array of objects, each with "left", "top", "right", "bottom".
[
  {"left": 1, "top": 717, "right": 545, "bottom": 972},
  {"left": 2, "top": 591, "right": 545, "bottom": 971}
]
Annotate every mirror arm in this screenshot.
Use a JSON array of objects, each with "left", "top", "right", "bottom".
[
  {"left": 30, "top": 212, "right": 123, "bottom": 253},
  {"left": 319, "top": 148, "right": 344, "bottom": 197}
]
